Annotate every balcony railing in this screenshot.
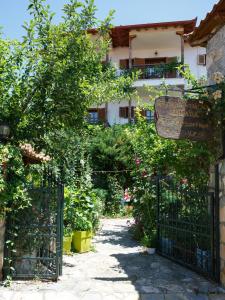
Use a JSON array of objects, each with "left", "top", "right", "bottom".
[{"left": 119, "top": 63, "right": 182, "bottom": 80}]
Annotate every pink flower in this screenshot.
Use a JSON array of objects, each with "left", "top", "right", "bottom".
[
  {"left": 142, "top": 170, "right": 147, "bottom": 177},
  {"left": 135, "top": 158, "right": 141, "bottom": 165}
]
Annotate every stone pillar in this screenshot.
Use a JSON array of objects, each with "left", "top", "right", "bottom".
[
  {"left": 206, "top": 25, "right": 225, "bottom": 286},
  {"left": 0, "top": 218, "right": 5, "bottom": 281}
]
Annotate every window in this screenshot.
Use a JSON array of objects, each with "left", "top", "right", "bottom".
[
  {"left": 88, "top": 110, "right": 99, "bottom": 124},
  {"left": 145, "top": 110, "right": 155, "bottom": 123},
  {"left": 119, "top": 59, "right": 135, "bottom": 69},
  {"left": 197, "top": 54, "right": 206, "bottom": 66},
  {"left": 87, "top": 108, "right": 106, "bottom": 124},
  {"left": 119, "top": 59, "right": 129, "bottom": 70},
  {"left": 119, "top": 107, "right": 135, "bottom": 119}
]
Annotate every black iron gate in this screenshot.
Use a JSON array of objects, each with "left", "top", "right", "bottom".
[
  {"left": 157, "top": 177, "right": 220, "bottom": 282},
  {"left": 4, "top": 171, "right": 64, "bottom": 280}
]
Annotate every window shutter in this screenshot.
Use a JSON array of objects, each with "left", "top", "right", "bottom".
[
  {"left": 133, "top": 58, "right": 145, "bottom": 66},
  {"left": 98, "top": 108, "right": 106, "bottom": 122},
  {"left": 120, "top": 59, "right": 129, "bottom": 69},
  {"left": 140, "top": 109, "right": 146, "bottom": 117},
  {"left": 197, "top": 54, "right": 206, "bottom": 65},
  {"left": 131, "top": 106, "right": 136, "bottom": 118},
  {"left": 166, "top": 57, "right": 177, "bottom": 63},
  {"left": 119, "top": 107, "right": 128, "bottom": 118}
]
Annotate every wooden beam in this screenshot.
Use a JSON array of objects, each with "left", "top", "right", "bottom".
[
  {"left": 128, "top": 34, "right": 136, "bottom": 68},
  {"left": 180, "top": 34, "right": 185, "bottom": 64}
]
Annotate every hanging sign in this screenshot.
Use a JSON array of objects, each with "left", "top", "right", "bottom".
[{"left": 154, "top": 96, "right": 213, "bottom": 141}]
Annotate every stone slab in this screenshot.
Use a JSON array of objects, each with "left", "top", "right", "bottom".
[
  {"left": 209, "top": 295, "right": 225, "bottom": 300},
  {"left": 0, "top": 219, "right": 222, "bottom": 299},
  {"left": 141, "top": 294, "right": 164, "bottom": 300},
  {"left": 164, "top": 294, "right": 208, "bottom": 300}
]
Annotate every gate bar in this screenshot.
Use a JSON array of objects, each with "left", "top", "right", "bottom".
[{"left": 215, "top": 164, "right": 221, "bottom": 283}]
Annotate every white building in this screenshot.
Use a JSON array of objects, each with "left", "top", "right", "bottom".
[{"left": 88, "top": 19, "right": 207, "bottom": 125}]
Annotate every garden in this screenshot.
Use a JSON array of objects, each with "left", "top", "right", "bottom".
[{"left": 0, "top": 0, "right": 224, "bottom": 286}]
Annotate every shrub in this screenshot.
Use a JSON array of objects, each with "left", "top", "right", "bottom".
[{"left": 64, "top": 186, "right": 102, "bottom": 232}]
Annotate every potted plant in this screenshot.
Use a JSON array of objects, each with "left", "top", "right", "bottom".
[
  {"left": 64, "top": 185, "right": 102, "bottom": 253},
  {"left": 72, "top": 213, "right": 93, "bottom": 253},
  {"left": 141, "top": 230, "right": 157, "bottom": 254},
  {"left": 63, "top": 226, "right": 73, "bottom": 255}
]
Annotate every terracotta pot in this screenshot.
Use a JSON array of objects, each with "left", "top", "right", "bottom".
[{"left": 0, "top": 219, "right": 5, "bottom": 281}]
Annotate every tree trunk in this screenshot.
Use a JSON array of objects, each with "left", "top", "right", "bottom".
[{"left": 0, "top": 218, "right": 5, "bottom": 281}]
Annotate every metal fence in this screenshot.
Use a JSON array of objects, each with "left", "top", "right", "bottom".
[
  {"left": 4, "top": 171, "right": 64, "bottom": 281},
  {"left": 156, "top": 178, "right": 219, "bottom": 282}
]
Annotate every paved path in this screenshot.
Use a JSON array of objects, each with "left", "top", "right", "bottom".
[{"left": 0, "top": 218, "right": 225, "bottom": 300}]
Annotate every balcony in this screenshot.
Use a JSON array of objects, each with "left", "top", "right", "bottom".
[
  {"left": 132, "top": 63, "right": 181, "bottom": 80},
  {"left": 118, "top": 62, "right": 185, "bottom": 87}
]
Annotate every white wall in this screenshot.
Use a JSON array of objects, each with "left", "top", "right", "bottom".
[
  {"left": 90, "top": 28, "right": 207, "bottom": 125},
  {"left": 110, "top": 45, "right": 206, "bottom": 79},
  {"left": 184, "top": 44, "right": 207, "bottom": 80}
]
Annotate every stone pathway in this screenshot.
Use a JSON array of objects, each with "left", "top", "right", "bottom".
[{"left": 0, "top": 218, "right": 225, "bottom": 300}]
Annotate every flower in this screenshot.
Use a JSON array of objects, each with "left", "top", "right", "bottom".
[
  {"left": 135, "top": 158, "right": 141, "bottom": 166},
  {"left": 203, "top": 91, "right": 209, "bottom": 98},
  {"left": 141, "top": 170, "right": 148, "bottom": 177},
  {"left": 212, "top": 90, "right": 222, "bottom": 100},
  {"left": 212, "top": 72, "right": 224, "bottom": 84}
]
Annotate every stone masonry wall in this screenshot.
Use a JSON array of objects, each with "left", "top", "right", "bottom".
[
  {"left": 207, "top": 24, "right": 225, "bottom": 286},
  {"left": 207, "top": 25, "right": 225, "bottom": 84}
]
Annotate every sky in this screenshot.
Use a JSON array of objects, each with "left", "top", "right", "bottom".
[{"left": 0, "top": 0, "right": 219, "bottom": 39}]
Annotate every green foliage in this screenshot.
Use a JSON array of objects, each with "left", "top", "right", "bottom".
[
  {"left": 129, "top": 119, "right": 212, "bottom": 186},
  {"left": 131, "top": 173, "right": 158, "bottom": 239},
  {"left": 65, "top": 187, "right": 88, "bottom": 231},
  {"left": 64, "top": 159, "right": 103, "bottom": 233},
  {"left": 140, "top": 230, "right": 157, "bottom": 248},
  {"left": 86, "top": 125, "right": 135, "bottom": 217},
  {"left": 0, "top": 144, "right": 32, "bottom": 218},
  {"left": 0, "top": 0, "right": 133, "bottom": 148},
  {"left": 64, "top": 225, "right": 73, "bottom": 237},
  {"left": 104, "top": 175, "right": 124, "bottom": 216}
]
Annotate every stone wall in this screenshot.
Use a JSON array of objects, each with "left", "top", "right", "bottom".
[
  {"left": 0, "top": 219, "right": 5, "bottom": 281},
  {"left": 207, "top": 25, "right": 225, "bottom": 84},
  {"left": 207, "top": 24, "right": 225, "bottom": 286}
]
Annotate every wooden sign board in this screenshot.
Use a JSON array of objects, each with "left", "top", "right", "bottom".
[{"left": 154, "top": 96, "right": 213, "bottom": 142}]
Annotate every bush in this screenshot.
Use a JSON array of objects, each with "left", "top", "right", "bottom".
[
  {"left": 64, "top": 186, "right": 102, "bottom": 233},
  {"left": 131, "top": 175, "right": 157, "bottom": 241},
  {"left": 104, "top": 175, "right": 124, "bottom": 216}
]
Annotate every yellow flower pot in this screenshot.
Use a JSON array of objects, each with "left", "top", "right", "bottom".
[
  {"left": 72, "top": 231, "right": 92, "bottom": 253},
  {"left": 63, "top": 236, "right": 72, "bottom": 254}
]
